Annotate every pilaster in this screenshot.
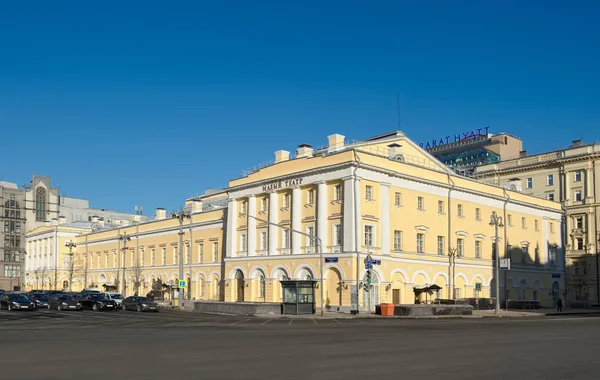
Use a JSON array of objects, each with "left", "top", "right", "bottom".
[
  {"left": 317, "top": 181, "right": 328, "bottom": 251},
  {"left": 291, "top": 187, "right": 301, "bottom": 254},
  {"left": 380, "top": 183, "right": 390, "bottom": 255},
  {"left": 268, "top": 191, "right": 278, "bottom": 256},
  {"left": 247, "top": 195, "right": 256, "bottom": 256}
]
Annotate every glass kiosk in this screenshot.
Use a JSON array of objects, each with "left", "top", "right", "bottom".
[{"left": 281, "top": 280, "right": 317, "bottom": 315}]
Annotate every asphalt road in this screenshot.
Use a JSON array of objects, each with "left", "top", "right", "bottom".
[{"left": 1, "top": 308, "right": 599, "bottom": 380}]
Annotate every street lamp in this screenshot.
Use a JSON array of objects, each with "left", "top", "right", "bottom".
[
  {"left": 118, "top": 233, "right": 132, "bottom": 296},
  {"left": 64, "top": 240, "right": 76, "bottom": 292},
  {"left": 490, "top": 212, "right": 505, "bottom": 314},
  {"left": 172, "top": 208, "right": 191, "bottom": 309},
  {"left": 240, "top": 212, "right": 325, "bottom": 316},
  {"left": 448, "top": 247, "right": 457, "bottom": 300}
]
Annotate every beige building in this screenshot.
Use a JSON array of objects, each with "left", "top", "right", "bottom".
[
  {"left": 476, "top": 140, "right": 600, "bottom": 306},
  {"left": 27, "top": 131, "right": 565, "bottom": 312}
]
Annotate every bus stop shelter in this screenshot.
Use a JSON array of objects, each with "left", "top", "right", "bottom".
[{"left": 281, "top": 280, "right": 317, "bottom": 315}]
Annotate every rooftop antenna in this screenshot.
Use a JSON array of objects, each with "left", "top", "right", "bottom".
[{"left": 397, "top": 93, "right": 401, "bottom": 130}]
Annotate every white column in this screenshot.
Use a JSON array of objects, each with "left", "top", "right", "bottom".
[
  {"left": 225, "top": 199, "right": 237, "bottom": 258},
  {"left": 268, "top": 191, "right": 278, "bottom": 256},
  {"left": 317, "top": 181, "right": 328, "bottom": 251},
  {"left": 291, "top": 187, "right": 301, "bottom": 255},
  {"left": 586, "top": 167, "right": 593, "bottom": 201},
  {"left": 380, "top": 183, "right": 390, "bottom": 255},
  {"left": 247, "top": 195, "right": 256, "bottom": 256},
  {"left": 343, "top": 176, "right": 357, "bottom": 252},
  {"left": 543, "top": 217, "right": 549, "bottom": 264}
]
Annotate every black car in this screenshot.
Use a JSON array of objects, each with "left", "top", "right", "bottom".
[
  {"left": 33, "top": 293, "right": 50, "bottom": 308},
  {"left": 80, "top": 293, "right": 117, "bottom": 311},
  {"left": 47, "top": 294, "right": 81, "bottom": 311},
  {"left": 0, "top": 293, "right": 36, "bottom": 311},
  {"left": 121, "top": 296, "right": 159, "bottom": 312}
]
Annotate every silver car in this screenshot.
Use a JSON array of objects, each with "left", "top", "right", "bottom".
[{"left": 104, "top": 292, "right": 124, "bottom": 307}]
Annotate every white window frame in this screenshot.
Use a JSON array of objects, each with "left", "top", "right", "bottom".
[
  {"left": 521, "top": 217, "right": 527, "bottom": 229},
  {"left": 308, "top": 189, "right": 315, "bottom": 205},
  {"left": 547, "top": 174, "right": 554, "bottom": 186},
  {"left": 212, "top": 242, "right": 219, "bottom": 262},
  {"left": 417, "top": 197, "right": 424, "bottom": 211},
  {"left": 198, "top": 244, "right": 204, "bottom": 263},
  {"left": 364, "top": 225, "right": 374, "bottom": 247},
  {"left": 283, "top": 194, "right": 290, "bottom": 208},
  {"left": 306, "top": 226, "right": 315, "bottom": 247},
  {"left": 416, "top": 233, "right": 425, "bottom": 253},
  {"left": 438, "top": 200, "right": 444, "bottom": 214},
  {"left": 240, "top": 233, "right": 247, "bottom": 253},
  {"left": 526, "top": 178, "right": 532, "bottom": 188},
  {"left": 365, "top": 185, "right": 373, "bottom": 200},
  {"left": 151, "top": 249, "right": 155, "bottom": 266},
  {"left": 332, "top": 223, "right": 342, "bottom": 247},
  {"left": 394, "top": 192, "right": 402, "bottom": 206},
  {"left": 475, "top": 208, "right": 481, "bottom": 221},
  {"left": 535, "top": 220, "right": 539, "bottom": 231},
  {"left": 456, "top": 238, "right": 464, "bottom": 257},
  {"left": 334, "top": 185, "right": 342, "bottom": 201},
  {"left": 457, "top": 204, "right": 463, "bottom": 217},
  {"left": 575, "top": 190, "right": 582, "bottom": 202},
  {"left": 575, "top": 170, "right": 582, "bottom": 182},
  {"left": 260, "top": 231, "right": 268, "bottom": 250},
  {"left": 475, "top": 240, "right": 481, "bottom": 259},
  {"left": 281, "top": 229, "right": 290, "bottom": 249},
  {"left": 547, "top": 193, "right": 554, "bottom": 201},
  {"left": 394, "top": 230, "right": 403, "bottom": 251},
  {"left": 437, "top": 236, "right": 444, "bottom": 255},
  {"left": 161, "top": 248, "right": 166, "bottom": 266}
]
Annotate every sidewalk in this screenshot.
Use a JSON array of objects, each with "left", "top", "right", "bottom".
[{"left": 473, "top": 307, "right": 600, "bottom": 318}]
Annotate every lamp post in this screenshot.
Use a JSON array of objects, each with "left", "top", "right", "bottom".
[
  {"left": 117, "top": 233, "right": 132, "bottom": 296},
  {"left": 64, "top": 240, "right": 76, "bottom": 292},
  {"left": 240, "top": 212, "right": 325, "bottom": 316},
  {"left": 447, "top": 247, "right": 457, "bottom": 300},
  {"left": 490, "top": 212, "right": 505, "bottom": 314},
  {"left": 172, "top": 208, "right": 191, "bottom": 309}
]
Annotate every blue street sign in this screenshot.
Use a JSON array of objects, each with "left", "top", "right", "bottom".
[
  {"left": 372, "top": 260, "right": 381, "bottom": 265},
  {"left": 325, "top": 257, "right": 339, "bottom": 263},
  {"left": 179, "top": 280, "right": 186, "bottom": 288},
  {"left": 365, "top": 262, "right": 372, "bottom": 270},
  {"left": 364, "top": 254, "right": 373, "bottom": 264}
]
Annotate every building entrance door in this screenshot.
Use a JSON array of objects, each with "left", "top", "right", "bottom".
[
  {"left": 235, "top": 270, "right": 244, "bottom": 302},
  {"left": 392, "top": 289, "right": 401, "bottom": 304}
]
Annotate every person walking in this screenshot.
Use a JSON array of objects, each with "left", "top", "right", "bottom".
[{"left": 557, "top": 298, "right": 563, "bottom": 312}]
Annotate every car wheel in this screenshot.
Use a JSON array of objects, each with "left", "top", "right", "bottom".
[
  {"left": 136, "top": 305, "right": 142, "bottom": 312},
  {"left": 7, "top": 304, "right": 13, "bottom": 311},
  {"left": 93, "top": 304, "right": 99, "bottom": 312},
  {"left": 122, "top": 304, "right": 127, "bottom": 311},
  {"left": 47, "top": 304, "right": 51, "bottom": 310},
  {"left": 58, "top": 304, "right": 63, "bottom": 311}
]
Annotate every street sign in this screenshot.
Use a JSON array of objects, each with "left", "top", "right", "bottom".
[
  {"left": 500, "top": 258, "right": 511, "bottom": 270},
  {"left": 325, "top": 257, "right": 339, "bottom": 263},
  {"left": 364, "top": 254, "right": 373, "bottom": 264},
  {"left": 475, "top": 283, "right": 482, "bottom": 291},
  {"left": 179, "top": 280, "right": 186, "bottom": 288},
  {"left": 365, "top": 262, "right": 372, "bottom": 270},
  {"left": 372, "top": 260, "right": 381, "bottom": 265}
]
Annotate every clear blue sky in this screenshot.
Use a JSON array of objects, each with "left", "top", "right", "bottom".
[{"left": 1, "top": 1, "right": 599, "bottom": 215}]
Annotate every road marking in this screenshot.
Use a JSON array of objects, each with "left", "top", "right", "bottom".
[
  {"left": 261, "top": 319, "right": 271, "bottom": 325},
  {"left": 333, "top": 319, "right": 342, "bottom": 324},
  {"left": 231, "top": 319, "right": 251, "bottom": 325},
  {"left": 288, "top": 319, "right": 293, "bottom": 325},
  {"left": 311, "top": 318, "right": 317, "bottom": 324}
]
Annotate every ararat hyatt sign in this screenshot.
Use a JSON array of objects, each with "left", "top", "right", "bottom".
[
  {"left": 262, "top": 177, "right": 303, "bottom": 192},
  {"left": 420, "top": 127, "right": 490, "bottom": 149}
]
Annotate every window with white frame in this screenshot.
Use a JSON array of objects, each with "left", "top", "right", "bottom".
[
  {"left": 454, "top": 288, "right": 461, "bottom": 299},
  {"left": 438, "top": 200, "right": 444, "bottom": 214},
  {"left": 475, "top": 208, "right": 481, "bottom": 220},
  {"left": 151, "top": 249, "right": 155, "bottom": 266},
  {"left": 575, "top": 190, "right": 582, "bottom": 202},
  {"left": 576, "top": 238, "right": 584, "bottom": 251},
  {"left": 549, "top": 248, "right": 557, "bottom": 264},
  {"left": 526, "top": 178, "right": 532, "bottom": 188},
  {"left": 547, "top": 193, "right": 555, "bottom": 201},
  {"left": 576, "top": 216, "right": 583, "bottom": 229},
  {"left": 395, "top": 192, "right": 402, "bottom": 206},
  {"left": 507, "top": 214, "right": 513, "bottom": 226},
  {"left": 260, "top": 231, "right": 268, "bottom": 250},
  {"left": 259, "top": 274, "right": 266, "bottom": 298},
  {"left": 364, "top": 225, "right": 374, "bottom": 247},
  {"left": 575, "top": 170, "right": 582, "bottom": 182},
  {"left": 198, "top": 244, "right": 204, "bottom": 263},
  {"left": 185, "top": 245, "right": 190, "bottom": 264},
  {"left": 282, "top": 230, "right": 290, "bottom": 249},
  {"left": 283, "top": 194, "right": 290, "bottom": 208},
  {"left": 307, "top": 226, "right": 315, "bottom": 246},
  {"left": 437, "top": 236, "right": 444, "bottom": 255},
  {"left": 334, "top": 185, "right": 342, "bottom": 201},
  {"left": 550, "top": 223, "right": 554, "bottom": 233},
  {"left": 394, "top": 230, "right": 403, "bottom": 251},
  {"left": 475, "top": 240, "right": 481, "bottom": 258},
  {"left": 535, "top": 220, "right": 539, "bottom": 231},
  {"left": 240, "top": 233, "right": 247, "bottom": 253},
  {"left": 113, "top": 252, "right": 117, "bottom": 267},
  {"left": 365, "top": 185, "right": 373, "bottom": 200},
  {"left": 141, "top": 250, "right": 145, "bottom": 266},
  {"left": 241, "top": 201, "right": 247, "bottom": 214},
  {"left": 98, "top": 254, "right": 102, "bottom": 268},
  {"left": 522, "top": 245, "right": 529, "bottom": 262},
  {"left": 547, "top": 174, "right": 554, "bottom": 186},
  {"left": 417, "top": 197, "right": 424, "bottom": 211},
  {"left": 212, "top": 242, "right": 219, "bottom": 262},
  {"left": 173, "top": 247, "right": 178, "bottom": 265},
  {"left": 308, "top": 189, "right": 315, "bottom": 205},
  {"left": 416, "top": 233, "right": 424, "bottom": 253},
  {"left": 457, "top": 238, "right": 464, "bottom": 257},
  {"left": 161, "top": 248, "right": 166, "bottom": 266},
  {"left": 457, "top": 204, "right": 464, "bottom": 217},
  {"left": 334, "top": 224, "right": 342, "bottom": 246},
  {"left": 261, "top": 198, "right": 267, "bottom": 212},
  {"left": 521, "top": 217, "right": 526, "bottom": 229}
]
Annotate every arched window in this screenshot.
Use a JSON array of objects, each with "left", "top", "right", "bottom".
[
  {"left": 62, "top": 280, "right": 69, "bottom": 290},
  {"left": 36, "top": 187, "right": 47, "bottom": 222},
  {"left": 259, "top": 274, "right": 266, "bottom": 298}
]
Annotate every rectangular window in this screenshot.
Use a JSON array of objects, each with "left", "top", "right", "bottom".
[
  {"left": 475, "top": 241, "right": 481, "bottom": 258},
  {"left": 550, "top": 223, "right": 555, "bottom": 233},
  {"left": 213, "top": 242, "right": 219, "bottom": 262},
  {"left": 113, "top": 253, "right": 117, "bottom": 268},
  {"left": 577, "top": 238, "right": 584, "bottom": 251},
  {"left": 198, "top": 244, "right": 204, "bottom": 263},
  {"left": 261, "top": 198, "right": 267, "bottom": 212},
  {"left": 173, "top": 247, "right": 178, "bottom": 265},
  {"left": 151, "top": 249, "right": 155, "bottom": 266},
  {"left": 549, "top": 248, "right": 557, "bottom": 264},
  {"left": 364, "top": 225, "right": 373, "bottom": 247},
  {"left": 437, "top": 236, "right": 444, "bottom": 255},
  {"left": 260, "top": 231, "right": 267, "bottom": 250},
  {"left": 507, "top": 214, "right": 512, "bottom": 226},
  {"left": 395, "top": 192, "right": 402, "bottom": 206},
  {"left": 394, "top": 230, "right": 403, "bottom": 251},
  {"left": 547, "top": 174, "right": 554, "bottom": 186},
  {"left": 240, "top": 233, "right": 247, "bottom": 252},
  {"left": 308, "top": 189, "right": 315, "bottom": 205},
  {"left": 547, "top": 193, "right": 555, "bottom": 201},
  {"left": 416, "top": 233, "right": 424, "bottom": 253},
  {"left": 241, "top": 201, "right": 247, "bottom": 214},
  {"left": 522, "top": 246, "right": 529, "bottom": 262},
  {"left": 438, "top": 200, "right": 444, "bottom": 214},
  {"left": 283, "top": 194, "right": 290, "bottom": 208},
  {"left": 475, "top": 208, "right": 481, "bottom": 220},
  {"left": 282, "top": 230, "right": 290, "bottom": 249},
  {"left": 457, "top": 238, "right": 464, "bottom": 257},
  {"left": 365, "top": 185, "right": 373, "bottom": 200},
  {"left": 526, "top": 178, "right": 532, "bottom": 188},
  {"left": 575, "top": 170, "right": 582, "bottom": 182},
  {"left": 576, "top": 216, "right": 583, "bottom": 229},
  {"left": 131, "top": 251, "right": 135, "bottom": 266},
  {"left": 521, "top": 217, "right": 526, "bottom": 229},
  {"left": 105, "top": 254, "right": 109, "bottom": 268},
  {"left": 507, "top": 245, "right": 512, "bottom": 259},
  {"left": 334, "top": 185, "right": 342, "bottom": 201},
  {"left": 457, "top": 204, "right": 463, "bottom": 217},
  {"left": 417, "top": 197, "right": 424, "bottom": 211},
  {"left": 4, "top": 264, "right": 20, "bottom": 278},
  {"left": 141, "top": 250, "right": 146, "bottom": 267},
  {"left": 161, "top": 248, "right": 166, "bottom": 266},
  {"left": 334, "top": 224, "right": 342, "bottom": 246},
  {"left": 535, "top": 220, "right": 539, "bottom": 231},
  {"left": 307, "top": 226, "right": 315, "bottom": 246},
  {"left": 575, "top": 190, "right": 582, "bottom": 202}
]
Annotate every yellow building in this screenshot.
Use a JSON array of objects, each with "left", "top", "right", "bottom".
[{"left": 25, "top": 131, "right": 565, "bottom": 311}]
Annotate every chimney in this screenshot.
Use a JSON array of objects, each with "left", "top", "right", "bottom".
[
  {"left": 91, "top": 215, "right": 100, "bottom": 223},
  {"left": 571, "top": 139, "right": 583, "bottom": 148},
  {"left": 192, "top": 200, "right": 203, "bottom": 214},
  {"left": 519, "top": 150, "right": 528, "bottom": 158},
  {"left": 97, "top": 217, "right": 105, "bottom": 227},
  {"left": 58, "top": 215, "right": 66, "bottom": 224},
  {"left": 133, "top": 215, "right": 141, "bottom": 222},
  {"left": 296, "top": 144, "right": 314, "bottom": 158},
  {"left": 155, "top": 208, "right": 166, "bottom": 220},
  {"left": 51, "top": 218, "right": 58, "bottom": 226},
  {"left": 328, "top": 134, "right": 345, "bottom": 151},
  {"left": 274, "top": 150, "right": 290, "bottom": 163}
]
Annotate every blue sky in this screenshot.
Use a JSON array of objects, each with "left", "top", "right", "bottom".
[{"left": 1, "top": 1, "right": 599, "bottom": 215}]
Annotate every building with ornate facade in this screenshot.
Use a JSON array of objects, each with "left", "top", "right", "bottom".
[
  {"left": 29, "top": 131, "right": 565, "bottom": 312},
  {"left": 1, "top": 181, "right": 26, "bottom": 291},
  {"left": 475, "top": 139, "right": 600, "bottom": 306}
]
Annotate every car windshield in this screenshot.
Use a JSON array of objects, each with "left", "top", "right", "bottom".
[
  {"left": 58, "top": 295, "right": 74, "bottom": 301},
  {"left": 138, "top": 297, "right": 150, "bottom": 302},
  {"left": 110, "top": 294, "right": 124, "bottom": 299},
  {"left": 10, "top": 294, "right": 29, "bottom": 301}
]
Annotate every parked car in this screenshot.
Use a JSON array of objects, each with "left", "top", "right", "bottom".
[
  {"left": 121, "top": 296, "right": 159, "bottom": 312},
  {"left": 105, "top": 292, "right": 124, "bottom": 307},
  {"left": 0, "top": 293, "right": 36, "bottom": 311},
  {"left": 47, "top": 294, "right": 81, "bottom": 311},
  {"left": 79, "top": 293, "right": 117, "bottom": 311},
  {"left": 33, "top": 293, "right": 50, "bottom": 308}
]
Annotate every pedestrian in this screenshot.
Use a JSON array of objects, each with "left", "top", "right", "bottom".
[{"left": 557, "top": 298, "right": 563, "bottom": 312}]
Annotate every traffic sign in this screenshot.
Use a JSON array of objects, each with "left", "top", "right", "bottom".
[
  {"left": 364, "top": 254, "right": 373, "bottom": 264},
  {"left": 500, "top": 258, "right": 511, "bottom": 270},
  {"left": 372, "top": 260, "right": 381, "bottom": 265},
  {"left": 475, "top": 283, "right": 482, "bottom": 291},
  {"left": 325, "top": 257, "right": 339, "bottom": 263},
  {"left": 179, "top": 280, "right": 186, "bottom": 288},
  {"left": 583, "top": 286, "right": 588, "bottom": 293},
  {"left": 365, "top": 262, "right": 372, "bottom": 270}
]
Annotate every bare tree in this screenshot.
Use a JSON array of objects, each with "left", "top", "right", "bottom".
[
  {"left": 33, "top": 266, "right": 48, "bottom": 290},
  {"left": 65, "top": 251, "right": 81, "bottom": 292},
  {"left": 127, "top": 254, "right": 143, "bottom": 296}
]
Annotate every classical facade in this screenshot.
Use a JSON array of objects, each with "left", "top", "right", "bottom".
[
  {"left": 475, "top": 140, "right": 600, "bottom": 306},
  {"left": 28, "top": 131, "right": 564, "bottom": 311},
  {"left": 1, "top": 181, "right": 26, "bottom": 291}
]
